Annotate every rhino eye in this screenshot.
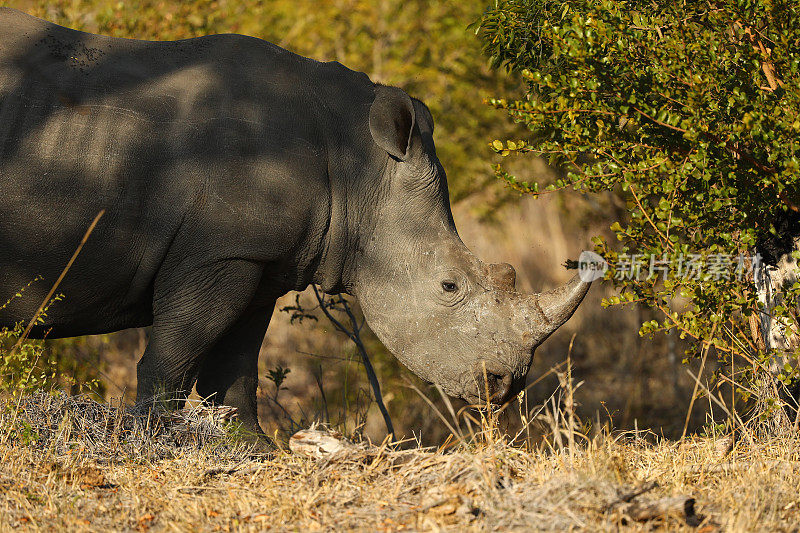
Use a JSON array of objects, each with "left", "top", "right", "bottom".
[{"left": 441, "top": 280, "right": 458, "bottom": 292}]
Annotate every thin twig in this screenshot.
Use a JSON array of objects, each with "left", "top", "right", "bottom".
[
  {"left": 681, "top": 323, "right": 717, "bottom": 440},
  {"left": 10, "top": 210, "right": 105, "bottom": 354},
  {"left": 2, "top": 211, "right": 105, "bottom": 449},
  {"left": 312, "top": 286, "right": 395, "bottom": 440}
]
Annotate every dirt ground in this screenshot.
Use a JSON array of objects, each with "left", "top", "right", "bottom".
[{"left": 2, "top": 393, "right": 799, "bottom": 532}]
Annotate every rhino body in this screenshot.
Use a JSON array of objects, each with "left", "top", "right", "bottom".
[{"left": 0, "top": 8, "right": 589, "bottom": 435}]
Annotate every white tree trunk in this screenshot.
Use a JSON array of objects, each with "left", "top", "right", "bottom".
[{"left": 754, "top": 236, "right": 800, "bottom": 430}]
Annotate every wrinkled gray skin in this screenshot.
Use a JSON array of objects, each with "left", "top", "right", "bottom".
[{"left": 0, "top": 8, "right": 590, "bottom": 436}]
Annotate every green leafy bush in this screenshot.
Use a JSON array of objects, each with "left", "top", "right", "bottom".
[
  {"left": 0, "top": 284, "right": 58, "bottom": 398},
  {"left": 1, "top": 285, "right": 100, "bottom": 400},
  {"left": 475, "top": 1, "right": 800, "bottom": 389}
]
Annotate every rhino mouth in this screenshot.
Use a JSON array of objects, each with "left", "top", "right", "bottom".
[{"left": 452, "top": 362, "right": 523, "bottom": 407}]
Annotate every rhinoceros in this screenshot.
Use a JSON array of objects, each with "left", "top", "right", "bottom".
[{"left": 0, "top": 8, "right": 590, "bottom": 436}]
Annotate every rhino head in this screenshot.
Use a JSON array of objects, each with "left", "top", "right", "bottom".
[{"left": 321, "top": 85, "right": 591, "bottom": 405}]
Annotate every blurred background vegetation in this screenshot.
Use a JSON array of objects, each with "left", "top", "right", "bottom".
[{"left": 1, "top": 0, "right": 714, "bottom": 444}]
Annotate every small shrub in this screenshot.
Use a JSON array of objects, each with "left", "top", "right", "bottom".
[
  {"left": 475, "top": 0, "right": 800, "bottom": 405},
  {"left": 1, "top": 287, "right": 100, "bottom": 402}
]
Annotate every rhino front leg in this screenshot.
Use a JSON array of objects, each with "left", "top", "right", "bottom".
[
  {"left": 135, "top": 260, "right": 263, "bottom": 410},
  {"left": 196, "top": 305, "right": 274, "bottom": 437}
]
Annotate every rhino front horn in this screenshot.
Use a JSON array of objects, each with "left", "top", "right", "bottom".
[{"left": 534, "top": 275, "right": 591, "bottom": 342}]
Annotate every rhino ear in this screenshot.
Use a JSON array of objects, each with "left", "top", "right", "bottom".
[
  {"left": 369, "top": 85, "right": 416, "bottom": 160},
  {"left": 412, "top": 98, "right": 434, "bottom": 135}
]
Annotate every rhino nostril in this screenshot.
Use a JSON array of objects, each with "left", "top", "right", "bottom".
[{"left": 479, "top": 371, "right": 514, "bottom": 404}]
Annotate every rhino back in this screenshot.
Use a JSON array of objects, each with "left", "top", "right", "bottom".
[{"left": 0, "top": 9, "right": 361, "bottom": 334}]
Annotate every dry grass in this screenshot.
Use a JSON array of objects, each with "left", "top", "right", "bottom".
[{"left": 2, "top": 392, "right": 800, "bottom": 532}]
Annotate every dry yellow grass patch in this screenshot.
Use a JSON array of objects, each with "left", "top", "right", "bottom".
[{"left": 1, "top": 393, "right": 799, "bottom": 531}]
